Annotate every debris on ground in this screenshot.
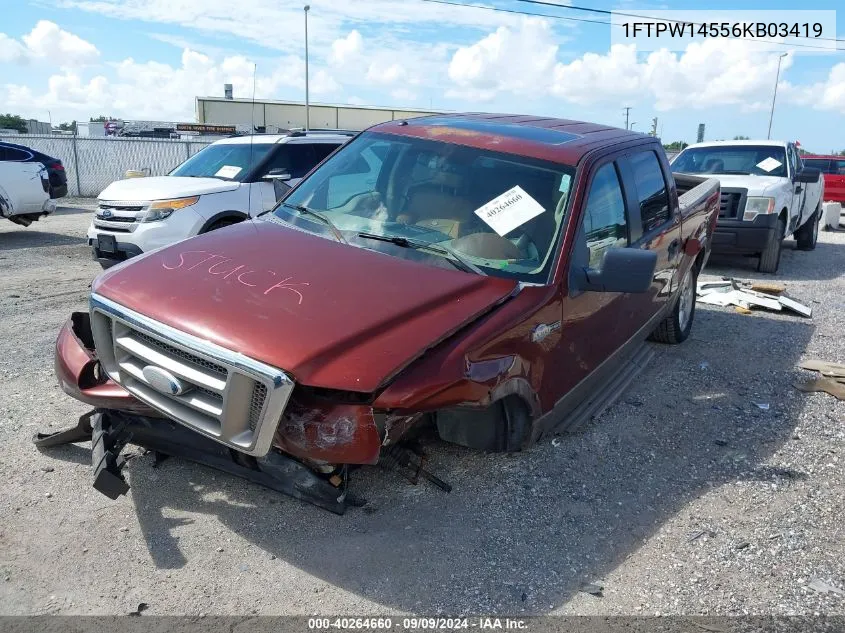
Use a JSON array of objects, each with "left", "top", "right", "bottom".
[
  {"left": 795, "top": 360, "right": 845, "bottom": 400},
  {"left": 754, "top": 402, "right": 770, "bottom": 411},
  {"left": 807, "top": 578, "right": 845, "bottom": 596},
  {"left": 696, "top": 278, "right": 812, "bottom": 317},
  {"left": 579, "top": 582, "right": 604, "bottom": 596}
]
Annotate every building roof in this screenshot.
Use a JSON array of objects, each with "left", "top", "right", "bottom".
[{"left": 370, "top": 113, "right": 649, "bottom": 165}]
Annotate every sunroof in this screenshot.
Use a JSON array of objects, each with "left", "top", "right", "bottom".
[{"left": 414, "top": 117, "right": 580, "bottom": 145}]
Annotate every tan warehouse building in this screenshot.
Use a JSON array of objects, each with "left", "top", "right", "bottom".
[{"left": 195, "top": 96, "right": 442, "bottom": 132}]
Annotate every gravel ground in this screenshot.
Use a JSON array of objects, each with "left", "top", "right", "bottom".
[{"left": 0, "top": 201, "right": 843, "bottom": 616}]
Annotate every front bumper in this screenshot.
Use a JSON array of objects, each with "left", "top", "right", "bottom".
[
  {"left": 87, "top": 207, "right": 204, "bottom": 266},
  {"left": 711, "top": 213, "right": 780, "bottom": 254},
  {"left": 53, "top": 312, "right": 385, "bottom": 463},
  {"left": 34, "top": 409, "right": 350, "bottom": 513}
]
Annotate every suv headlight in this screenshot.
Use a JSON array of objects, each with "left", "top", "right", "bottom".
[
  {"left": 142, "top": 196, "right": 199, "bottom": 222},
  {"left": 743, "top": 196, "right": 775, "bottom": 222}
]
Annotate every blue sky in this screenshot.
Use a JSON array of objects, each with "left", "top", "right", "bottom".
[{"left": 1, "top": 0, "right": 843, "bottom": 151}]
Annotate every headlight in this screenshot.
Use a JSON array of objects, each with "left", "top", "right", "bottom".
[
  {"left": 743, "top": 196, "right": 775, "bottom": 222},
  {"left": 141, "top": 196, "right": 199, "bottom": 222}
]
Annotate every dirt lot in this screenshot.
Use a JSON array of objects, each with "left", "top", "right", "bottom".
[{"left": 0, "top": 201, "right": 843, "bottom": 616}]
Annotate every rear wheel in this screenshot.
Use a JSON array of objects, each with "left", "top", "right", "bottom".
[
  {"left": 758, "top": 217, "right": 785, "bottom": 273},
  {"left": 650, "top": 265, "right": 696, "bottom": 345},
  {"left": 795, "top": 207, "right": 820, "bottom": 251}
]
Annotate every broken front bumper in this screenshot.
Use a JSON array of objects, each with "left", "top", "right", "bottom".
[
  {"left": 46, "top": 312, "right": 420, "bottom": 512},
  {"left": 34, "top": 409, "right": 351, "bottom": 513}
]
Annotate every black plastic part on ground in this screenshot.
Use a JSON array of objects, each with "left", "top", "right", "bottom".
[{"left": 33, "top": 409, "right": 349, "bottom": 514}]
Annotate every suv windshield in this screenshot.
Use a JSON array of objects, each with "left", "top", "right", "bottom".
[
  {"left": 170, "top": 142, "right": 272, "bottom": 181},
  {"left": 270, "top": 132, "right": 575, "bottom": 283},
  {"left": 672, "top": 145, "right": 788, "bottom": 177}
]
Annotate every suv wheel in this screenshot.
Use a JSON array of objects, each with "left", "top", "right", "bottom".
[
  {"left": 795, "top": 206, "right": 820, "bottom": 251},
  {"left": 204, "top": 217, "right": 242, "bottom": 233},
  {"left": 758, "top": 217, "right": 785, "bottom": 273},
  {"left": 650, "top": 265, "right": 697, "bottom": 345}
]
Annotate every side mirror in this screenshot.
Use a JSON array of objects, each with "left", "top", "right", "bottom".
[
  {"left": 263, "top": 168, "right": 292, "bottom": 181},
  {"left": 795, "top": 167, "right": 821, "bottom": 183},
  {"left": 574, "top": 247, "right": 657, "bottom": 294}
]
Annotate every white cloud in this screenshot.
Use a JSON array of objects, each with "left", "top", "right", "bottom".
[
  {"left": 3, "top": 47, "right": 339, "bottom": 121},
  {"left": 0, "top": 33, "right": 28, "bottom": 63},
  {"left": 329, "top": 30, "right": 363, "bottom": 66},
  {"left": 783, "top": 62, "right": 845, "bottom": 113},
  {"left": 22, "top": 20, "right": 99, "bottom": 64},
  {"left": 448, "top": 18, "right": 559, "bottom": 102},
  {"left": 390, "top": 87, "right": 417, "bottom": 103},
  {"left": 0, "top": 20, "right": 99, "bottom": 67}
]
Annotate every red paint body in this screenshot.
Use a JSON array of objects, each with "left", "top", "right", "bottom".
[
  {"left": 803, "top": 154, "right": 845, "bottom": 204},
  {"left": 56, "top": 113, "right": 718, "bottom": 465}
]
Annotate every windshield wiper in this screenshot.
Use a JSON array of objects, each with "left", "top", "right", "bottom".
[
  {"left": 278, "top": 202, "right": 347, "bottom": 243},
  {"left": 357, "top": 232, "right": 483, "bottom": 275}
]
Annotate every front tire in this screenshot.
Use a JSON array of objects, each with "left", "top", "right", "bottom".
[
  {"left": 650, "top": 265, "right": 696, "bottom": 345},
  {"left": 795, "top": 207, "right": 820, "bottom": 251},
  {"left": 758, "top": 217, "right": 785, "bottom": 273}
]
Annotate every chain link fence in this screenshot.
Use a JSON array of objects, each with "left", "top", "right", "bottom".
[{"left": 0, "top": 134, "right": 214, "bottom": 197}]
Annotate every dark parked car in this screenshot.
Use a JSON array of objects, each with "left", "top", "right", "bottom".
[
  {"left": 0, "top": 141, "right": 68, "bottom": 198},
  {"left": 40, "top": 114, "right": 720, "bottom": 513}
]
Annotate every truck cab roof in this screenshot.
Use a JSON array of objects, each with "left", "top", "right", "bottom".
[{"left": 371, "top": 113, "right": 651, "bottom": 166}]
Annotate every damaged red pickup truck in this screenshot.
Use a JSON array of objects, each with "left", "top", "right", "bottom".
[{"left": 38, "top": 114, "right": 720, "bottom": 513}]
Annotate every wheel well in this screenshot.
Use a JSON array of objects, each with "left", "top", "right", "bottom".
[{"left": 200, "top": 211, "right": 248, "bottom": 233}]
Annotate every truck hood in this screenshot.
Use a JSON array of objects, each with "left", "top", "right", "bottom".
[
  {"left": 698, "top": 174, "right": 786, "bottom": 195},
  {"left": 92, "top": 221, "right": 518, "bottom": 392},
  {"left": 98, "top": 176, "right": 240, "bottom": 201}
]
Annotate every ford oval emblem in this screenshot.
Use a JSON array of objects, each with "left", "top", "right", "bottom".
[{"left": 142, "top": 365, "right": 189, "bottom": 396}]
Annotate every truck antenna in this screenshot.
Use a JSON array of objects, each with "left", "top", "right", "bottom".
[{"left": 247, "top": 63, "right": 257, "bottom": 215}]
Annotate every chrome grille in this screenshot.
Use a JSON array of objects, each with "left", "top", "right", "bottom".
[
  {"left": 133, "top": 330, "right": 227, "bottom": 377},
  {"left": 89, "top": 294, "right": 293, "bottom": 456},
  {"left": 248, "top": 383, "right": 268, "bottom": 431}
]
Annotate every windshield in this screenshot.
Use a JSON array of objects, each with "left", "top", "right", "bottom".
[
  {"left": 170, "top": 142, "right": 272, "bottom": 181},
  {"left": 270, "top": 132, "right": 575, "bottom": 283},
  {"left": 671, "top": 145, "right": 788, "bottom": 177}
]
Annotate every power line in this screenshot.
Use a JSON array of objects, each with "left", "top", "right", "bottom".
[
  {"left": 418, "top": 0, "right": 844, "bottom": 52},
  {"left": 419, "top": 0, "right": 611, "bottom": 27},
  {"left": 511, "top": 0, "right": 845, "bottom": 45}
]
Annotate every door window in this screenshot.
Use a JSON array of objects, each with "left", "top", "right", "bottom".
[
  {"left": 261, "top": 144, "right": 317, "bottom": 180},
  {"left": 582, "top": 162, "right": 628, "bottom": 268},
  {"left": 2, "top": 146, "right": 33, "bottom": 161},
  {"left": 311, "top": 143, "right": 341, "bottom": 163},
  {"left": 628, "top": 150, "right": 670, "bottom": 233}
]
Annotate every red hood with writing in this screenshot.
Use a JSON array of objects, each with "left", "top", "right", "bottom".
[{"left": 92, "top": 221, "right": 518, "bottom": 392}]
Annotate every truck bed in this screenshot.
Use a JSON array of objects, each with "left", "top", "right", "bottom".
[{"left": 674, "top": 173, "right": 720, "bottom": 218}]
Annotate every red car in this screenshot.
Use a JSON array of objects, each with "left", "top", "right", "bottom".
[
  {"left": 38, "top": 114, "right": 720, "bottom": 513},
  {"left": 802, "top": 154, "right": 845, "bottom": 204}
]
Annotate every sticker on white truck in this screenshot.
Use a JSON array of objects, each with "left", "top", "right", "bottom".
[
  {"left": 756, "top": 157, "right": 782, "bottom": 173},
  {"left": 474, "top": 185, "right": 545, "bottom": 237}
]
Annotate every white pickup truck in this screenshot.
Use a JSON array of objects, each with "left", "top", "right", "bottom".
[
  {"left": 0, "top": 162, "right": 57, "bottom": 226},
  {"left": 671, "top": 140, "right": 824, "bottom": 273}
]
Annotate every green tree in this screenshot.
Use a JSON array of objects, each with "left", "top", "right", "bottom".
[
  {"left": 58, "top": 121, "right": 77, "bottom": 133},
  {"left": 0, "top": 113, "right": 28, "bottom": 133},
  {"left": 90, "top": 115, "right": 118, "bottom": 122},
  {"left": 663, "top": 141, "right": 688, "bottom": 151},
  {"left": 733, "top": 135, "right": 750, "bottom": 140}
]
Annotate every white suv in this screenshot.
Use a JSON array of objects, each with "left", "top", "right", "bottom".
[{"left": 88, "top": 131, "right": 353, "bottom": 267}]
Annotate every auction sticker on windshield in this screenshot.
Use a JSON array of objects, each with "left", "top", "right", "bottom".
[
  {"left": 474, "top": 185, "right": 545, "bottom": 237},
  {"left": 756, "top": 157, "right": 782, "bottom": 173},
  {"left": 215, "top": 165, "right": 242, "bottom": 178}
]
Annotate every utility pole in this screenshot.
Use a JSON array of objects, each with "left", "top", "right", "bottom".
[
  {"left": 650, "top": 117, "right": 658, "bottom": 136},
  {"left": 623, "top": 106, "right": 631, "bottom": 130},
  {"left": 767, "top": 53, "right": 788, "bottom": 140},
  {"left": 304, "top": 5, "right": 310, "bottom": 131}
]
